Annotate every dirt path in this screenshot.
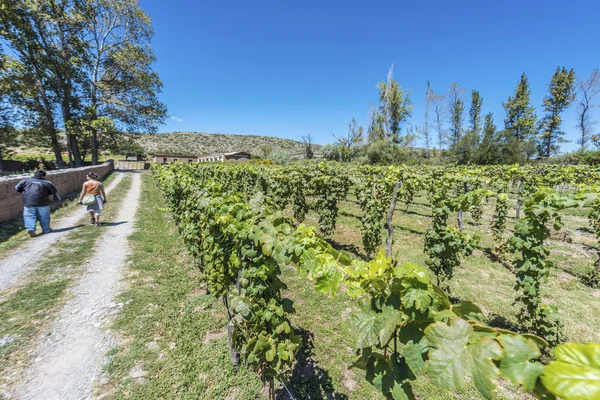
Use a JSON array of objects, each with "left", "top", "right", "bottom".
[
  {"left": 12, "top": 172, "right": 142, "bottom": 400},
  {"left": 0, "top": 172, "right": 126, "bottom": 291}
]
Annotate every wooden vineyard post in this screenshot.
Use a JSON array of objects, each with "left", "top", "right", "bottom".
[{"left": 386, "top": 181, "right": 402, "bottom": 258}]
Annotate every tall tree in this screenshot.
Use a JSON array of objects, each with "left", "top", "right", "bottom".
[
  {"left": 367, "top": 103, "right": 386, "bottom": 144},
  {"left": 1, "top": 56, "right": 65, "bottom": 168},
  {"left": 576, "top": 69, "right": 600, "bottom": 151},
  {"left": 430, "top": 88, "right": 446, "bottom": 151},
  {"left": 423, "top": 80, "right": 432, "bottom": 158},
  {"left": 538, "top": 67, "right": 576, "bottom": 157},
  {"left": 0, "top": 0, "right": 89, "bottom": 167},
  {"left": 473, "top": 113, "right": 497, "bottom": 165},
  {"left": 454, "top": 90, "right": 482, "bottom": 164},
  {"left": 333, "top": 118, "right": 363, "bottom": 162},
  {"left": 0, "top": 49, "right": 16, "bottom": 171},
  {"left": 503, "top": 73, "right": 537, "bottom": 159},
  {"left": 377, "top": 65, "right": 412, "bottom": 144},
  {"left": 301, "top": 134, "right": 314, "bottom": 159},
  {"left": 448, "top": 82, "right": 465, "bottom": 148},
  {"left": 80, "top": 0, "right": 166, "bottom": 165},
  {"left": 468, "top": 90, "right": 483, "bottom": 137}
]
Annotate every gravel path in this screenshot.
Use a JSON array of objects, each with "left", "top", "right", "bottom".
[
  {"left": 13, "top": 172, "right": 141, "bottom": 400},
  {"left": 0, "top": 172, "right": 126, "bottom": 291}
]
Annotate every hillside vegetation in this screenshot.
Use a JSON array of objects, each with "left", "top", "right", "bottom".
[{"left": 132, "top": 132, "right": 316, "bottom": 156}]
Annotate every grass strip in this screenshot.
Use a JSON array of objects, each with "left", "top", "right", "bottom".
[
  {"left": 0, "top": 171, "right": 119, "bottom": 256},
  {"left": 102, "top": 174, "right": 263, "bottom": 399},
  {"left": 0, "top": 174, "right": 132, "bottom": 392}
]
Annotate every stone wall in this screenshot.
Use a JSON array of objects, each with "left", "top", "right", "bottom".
[{"left": 0, "top": 160, "right": 114, "bottom": 222}]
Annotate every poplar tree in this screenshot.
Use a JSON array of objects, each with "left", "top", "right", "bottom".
[
  {"left": 423, "top": 81, "right": 432, "bottom": 158},
  {"left": 538, "top": 67, "right": 576, "bottom": 157},
  {"left": 576, "top": 69, "right": 600, "bottom": 151},
  {"left": 469, "top": 90, "right": 483, "bottom": 136},
  {"left": 455, "top": 90, "right": 482, "bottom": 163},
  {"left": 448, "top": 82, "right": 465, "bottom": 148},
  {"left": 503, "top": 73, "right": 537, "bottom": 159},
  {"left": 377, "top": 65, "right": 412, "bottom": 144}
]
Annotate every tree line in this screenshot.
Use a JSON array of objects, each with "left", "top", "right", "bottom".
[
  {"left": 0, "top": 0, "right": 166, "bottom": 170},
  {"left": 324, "top": 65, "right": 600, "bottom": 165}
]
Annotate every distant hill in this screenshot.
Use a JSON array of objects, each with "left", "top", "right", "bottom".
[{"left": 133, "top": 132, "right": 318, "bottom": 156}]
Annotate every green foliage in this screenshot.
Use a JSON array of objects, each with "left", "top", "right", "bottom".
[
  {"left": 492, "top": 192, "right": 510, "bottom": 257},
  {"left": 154, "top": 161, "right": 600, "bottom": 400},
  {"left": 424, "top": 178, "right": 480, "bottom": 287},
  {"left": 508, "top": 188, "right": 577, "bottom": 345},
  {"left": 377, "top": 66, "right": 412, "bottom": 144},
  {"left": 541, "top": 343, "right": 600, "bottom": 400},
  {"left": 448, "top": 82, "right": 465, "bottom": 149},
  {"left": 503, "top": 72, "right": 538, "bottom": 160},
  {"left": 538, "top": 67, "right": 577, "bottom": 158}
]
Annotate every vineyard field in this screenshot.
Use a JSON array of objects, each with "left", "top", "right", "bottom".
[{"left": 153, "top": 162, "right": 600, "bottom": 400}]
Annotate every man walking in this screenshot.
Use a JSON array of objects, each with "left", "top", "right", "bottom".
[{"left": 15, "top": 170, "right": 59, "bottom": 237}]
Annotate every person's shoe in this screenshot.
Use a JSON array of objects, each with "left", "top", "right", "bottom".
[
  {"left": 96, "top": 221, "right": 101, "bottom": 227},
  {"left": 90, "top": 218, "right": 96, "bottom": 225},
  {"left": 42, "top": 229, "right": 52, "bottom": 234},
  {"left": 27, "top": 230, "right": 36, "bottom": 238}
]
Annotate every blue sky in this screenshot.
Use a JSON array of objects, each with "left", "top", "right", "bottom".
[{"left": 141, "top": 0, "right": 600, "bottom": 151}]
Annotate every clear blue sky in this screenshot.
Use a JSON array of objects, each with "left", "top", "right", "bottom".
[{"left": 141, "top": 0, "right": 600, "bottom": 151}]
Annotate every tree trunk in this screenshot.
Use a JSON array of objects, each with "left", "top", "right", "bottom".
[
  {"left": 457, "top": 211, "right": 464, "bottom": 231},
  {"left": 48, "top": 126, "right": 64, "bottom": 169},
  {"left": 386, "top": 181, "right": 402, "bottom": 258},
  {"left": 457, "top": 182, "right": 468, "bottom": 231},
  {"left": 222, "top": 296, "right": 240, "bottom": 366},
  {"left": 268, "top": 378, "right": 275, "bottom": 400},
  {"left": 91, "top": 128, "right": 99, "bottom": 165},
  {"left": 516, "top": 182, "right": 524, "bottom": 220}
]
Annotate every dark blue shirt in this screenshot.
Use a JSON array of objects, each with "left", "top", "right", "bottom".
[{"left": 15, "top": 177, "right": 58, "bottom": 207}]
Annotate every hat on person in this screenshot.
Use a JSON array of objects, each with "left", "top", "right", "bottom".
[{"left": 34, "top": 170, "right": 47, "bottom": 178}]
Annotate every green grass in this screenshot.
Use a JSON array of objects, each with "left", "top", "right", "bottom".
[
  {"left": 0, "top": 171, "right": 118, "bottom": 258},
  {"left": 0, "top": 175, "right": 132, "bottom": 391},
  {"left": 101, "top": 174, "right": 263, "bottom": 399}
]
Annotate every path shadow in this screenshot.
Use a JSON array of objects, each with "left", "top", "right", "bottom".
[
  {"left": 324, "top": 238, "right": 367, "bottom": 261},
  {"left": 276, "top": 328, "right": 349, "bottom": 400},
  {"left": 50, "top": 224, "right": 85, "bottom": 233},
  {"left": 100, "top": 221, "right": 128, "bottom": 227}
]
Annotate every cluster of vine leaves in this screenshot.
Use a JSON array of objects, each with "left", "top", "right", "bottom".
[
  {"left": 154, "top": 162, "right": 600, "bottom": 400},
  {"left": 578, "top": 185, "right": 600, "bottom": 287},
  {"left": 423, "top": 176, "right": 482, "bottom": 288}
]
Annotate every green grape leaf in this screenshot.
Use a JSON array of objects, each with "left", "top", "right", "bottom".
[
  {"left": 265, "top": 345, "right": 276, "bottom": 362},
  {"left": 403, "top": 339, "right": 428, "bottom": 377},
  {"left": 541, "top": 343, "right": 600, "bottom": 400},
  {"left": 375, "top": 305, "right": 404, "bottom": 347},
  {"left": 425, "top": 318, "right": 503, "bottom": 397},
  {"left": 314, "top": 270, "right": 343, "bottom": 296},
  {"left": 351, "top": 300, "right": 379, "bottom": 349},
  {"left": 468, "top": 336, "right": 503, "bottom": 398},
  {"left": 425, "top": 318, "right": 474, "bottom": 391},
  {"left": 497, "top": 334, "right": 544, "bottom": 392}
]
